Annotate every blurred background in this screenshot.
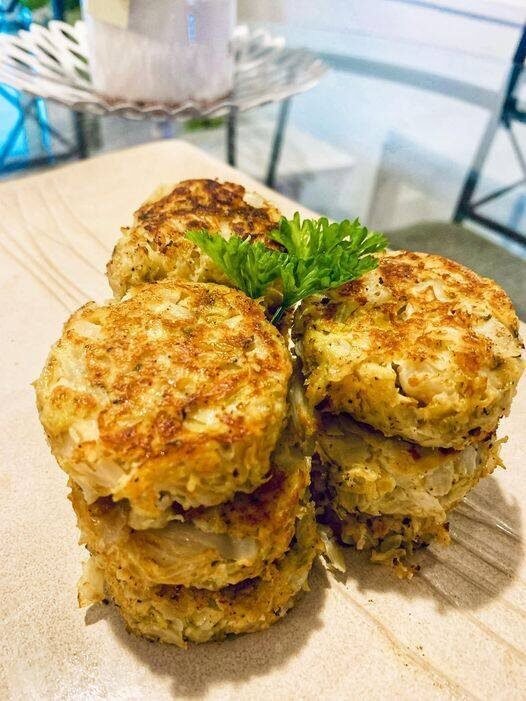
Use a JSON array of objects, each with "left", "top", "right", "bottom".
[{"left": 1, "top": 0, "right": 525, "bottom": 312}]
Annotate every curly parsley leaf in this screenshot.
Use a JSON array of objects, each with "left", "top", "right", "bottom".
[
  {"left": 270, "top": 213, "right": 386, "bottom": 260},
  {"left": 186, "top": 229, "right": 287, "bottom": 299},
  {"left": 186, "top": 214, "right": 388, "bottom": 324},
  {"left": 278, "top": 244, "right": 383, "bottom": 310}
]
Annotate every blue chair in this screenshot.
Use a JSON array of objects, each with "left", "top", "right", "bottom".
[{"left": 0, "top": 0, "right": 85, "bottom": 174}]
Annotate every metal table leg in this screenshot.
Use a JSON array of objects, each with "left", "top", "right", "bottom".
[
  {"left": 453, "top": 107, "right": 502, "bottom": 224},
  {"left": 453, "top": 25, "right": 526, "bottom": 237},
  {"left": 73, "top": 111, "right": 89, "bottom": 159},
  {"left": 265, "top": 97, "right": 291, "bottom": 189},
  {"left": 52, "top": 0, "right": 92, "bottom": 161},
  {"left": 51, "top": 0, "right": 65, "bottom": 20},
  {"left": 226, "top": 106, "right": 238, "bottom": 166}
]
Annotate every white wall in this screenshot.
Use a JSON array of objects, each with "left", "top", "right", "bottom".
[{"left": 238, "top": 0, "right": 524, "bottom": 61}]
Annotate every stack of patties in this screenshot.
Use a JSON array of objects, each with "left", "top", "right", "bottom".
[
  {"left": 35, "top": 279, "right": 319, "bottom": 647},
  {"left": 294, "top": 250, "right": 524, "bottom": 575}
]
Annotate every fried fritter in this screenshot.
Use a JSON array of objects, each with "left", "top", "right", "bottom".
[
  {"left": 35, "top": 280, "right": 292, "bottom": 523},
  {"left": 313, "top": 413, "right": 502, "bottom": 574},
  {"left": 78, "top": 503, "right": 320, "bottom": 647},
  {"left": 295, "top": 250, "right": 523, "bottom": 449},
  {"left": 107, "top": 179, "right": 282, "bottom": 298},
  {"left": 69, "top": 437, "right": 310, "bottom": 590}
]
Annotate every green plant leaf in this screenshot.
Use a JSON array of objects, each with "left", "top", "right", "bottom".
[
  {"left": 186, "top": 214, "right": 388, "bottom": 324},
  {"left": 186, "top": 229, "right": 287, "bottom": 299}
]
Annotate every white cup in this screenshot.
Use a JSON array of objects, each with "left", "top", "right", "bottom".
[{"left": 81, "top": 0, "right": 237, "bottom": 104}]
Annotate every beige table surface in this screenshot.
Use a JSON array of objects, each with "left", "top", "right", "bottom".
[{"left": 0, "top": 141, "right": 524, "bottom": 701}]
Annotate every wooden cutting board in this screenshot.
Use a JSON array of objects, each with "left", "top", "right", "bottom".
[{"left": 0, "top": 140, "right": 524, "bottom": 700}]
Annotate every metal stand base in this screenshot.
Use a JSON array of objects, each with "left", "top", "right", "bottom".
[{"left": 226, "top": 98, "right": 292, "bottom": 189}]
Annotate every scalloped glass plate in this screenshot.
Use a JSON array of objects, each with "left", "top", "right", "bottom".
[{"left": 0, "top": 21, "right": 327, "bottom": 120}]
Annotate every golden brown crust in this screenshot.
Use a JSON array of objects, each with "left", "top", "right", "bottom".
[
  {"left": 316, "top": 413, "right": 501, "bottom": 518},
  {"left": 136, "top": 179, "right": 281, "bottom": 244},
  {"left": 107, "top": 179, "right": 282, "bottom": 298},
  {"left": 311, "top": 414, "right": 503, "bottom": 575},
  {"left": 35, "top": 280, "right": 292, "bottom": 519},
  {"left": 79, "top": 503, "right": 320, "bottom": 647},
  {"left": 69, "top": 439, "right": 310, "bottom": 589},
  {"left": 295, "top": 250, "right": 524, "bottom": 448}
]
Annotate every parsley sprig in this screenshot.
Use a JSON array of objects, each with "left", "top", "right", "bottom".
[{"left": 187, "top": 213, "right": 387, "bottom": 324}]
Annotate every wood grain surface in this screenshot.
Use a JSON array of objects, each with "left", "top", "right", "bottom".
[{"left": 0, "top": 140, "right": 524, "bottom": 701}]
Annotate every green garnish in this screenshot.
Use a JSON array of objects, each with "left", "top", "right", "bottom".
[
  {"left": 186, "top": 231, "right": 286, "bottom": 299},
  {"left": 187, "top": 213, "right": 387, "bottom": 324}
]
